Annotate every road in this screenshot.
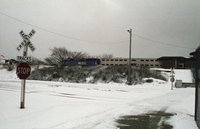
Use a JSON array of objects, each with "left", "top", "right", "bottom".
[{"left": 0, "top": 79, "right": 197, "bottom": 129}]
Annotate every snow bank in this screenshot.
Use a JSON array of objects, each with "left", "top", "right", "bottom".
[
  {"left": 0, "top": 69, "right": 18, "bottom": 80},
  {"left": 174, "top": 69, "right": 194, "bottom": 83},
  {"left": 152, "top": 68, "right": 194, "bottom": 83}
]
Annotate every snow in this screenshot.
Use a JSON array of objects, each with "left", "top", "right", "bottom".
[
  {"left": 152, "top": 68, "right": 194, "bottom": 83},
  {"left": 0, "top": 69, "right": 198, "bottom": 129},
  {"left": 173, "top": 69, "right": 194, "bottom": 83},
  {"left": 0, "top": 69, "right": 18, "bottom": 80}
]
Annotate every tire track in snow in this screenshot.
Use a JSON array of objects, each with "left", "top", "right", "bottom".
[{"left": 46, "top": 107, "right": 115, "bottom": 129}]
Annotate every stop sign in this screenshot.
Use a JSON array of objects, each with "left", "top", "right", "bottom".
[{"left": 16, "top": 63, "right": 31, "bottom": 79}]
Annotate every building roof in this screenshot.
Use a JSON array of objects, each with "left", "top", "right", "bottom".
[{"left": 156, "top": 56, "right": 186, "bottom": 61}]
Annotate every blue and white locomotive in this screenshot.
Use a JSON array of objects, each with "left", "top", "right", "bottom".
[{"left": 65, "top": 58, "right": 100, "bottom": 66}]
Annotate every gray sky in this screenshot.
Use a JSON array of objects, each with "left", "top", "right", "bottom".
[{"left": 0, "top": 0, "right": 200, "bottom": 59}]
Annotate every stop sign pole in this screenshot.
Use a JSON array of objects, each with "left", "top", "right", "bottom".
[
  {"left": 21, "top": 80, "right": 26, "bottom": 108},
  {"left": 16, "top": 63, "right": 31, "bottom": 109},
  {"left": 17, "top": 30, "right": 36, "bottom": 109},
  {"left": 170, "top": 68, "right": 175, "bottom": 90}
]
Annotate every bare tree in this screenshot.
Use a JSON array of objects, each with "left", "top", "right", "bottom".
[
  {"left": 100, "top": 54, "right": 113, "bottom": 59},
  {"left": 191, "top": 45, "right": 200, "bottom": 60},
  {"left": 45, "top": 47, "right": 88, "bottom": 67},
  {"left": 30, "top": 57, "right": 45, "bottom": 65}
]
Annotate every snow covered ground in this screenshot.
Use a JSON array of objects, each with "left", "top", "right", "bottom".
[{"left": 0, "top": 69, "right": 198, "bottom": 129}]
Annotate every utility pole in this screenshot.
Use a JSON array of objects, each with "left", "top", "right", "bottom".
[{"left": 127, "top": 29, "right": 132, "bottom": 85}]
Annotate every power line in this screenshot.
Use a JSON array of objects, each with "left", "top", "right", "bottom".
[
  {"left": 0, "top": 11, "right": 197, "bottom": 49},
  {"left": 134, "top": 33, "right": 195, "bottom": 50},
  {"left": 0, "top": 11, "right": 127, "bottom": 45}
]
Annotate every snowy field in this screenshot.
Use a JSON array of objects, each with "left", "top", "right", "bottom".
[{"left": 0, "top": 69, "right": 198, "bottom": 129}]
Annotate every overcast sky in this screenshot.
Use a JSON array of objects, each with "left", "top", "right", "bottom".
[{"left": 0, "top": 0, "right": 200, "bottom": 59}]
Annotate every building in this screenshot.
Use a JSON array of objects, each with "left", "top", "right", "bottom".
[
  {"left": 156, "top": 56, "right": 196, "bottom": 69},
  {"left": 156, "top": 56, "right": 185, "bottom": 69}
]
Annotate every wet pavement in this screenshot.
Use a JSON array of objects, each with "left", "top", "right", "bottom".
[{"left": 116, "top": 111, "right": 174, "bottom": 129}]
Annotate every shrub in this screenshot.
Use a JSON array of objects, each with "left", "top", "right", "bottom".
[
  {"left": 145, "top": 79, "right": 154, "bottom": 83},
  {"left": 29, "top": 65, "right": 167, "bottom": 84}
]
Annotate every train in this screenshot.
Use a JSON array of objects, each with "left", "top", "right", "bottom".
[{"left": 65, "top": 58, "right": 101, "bottom": 66}]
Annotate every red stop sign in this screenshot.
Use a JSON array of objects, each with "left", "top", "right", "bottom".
[{"left": 16, "top": 63, "right": 31, "bottom": 79}]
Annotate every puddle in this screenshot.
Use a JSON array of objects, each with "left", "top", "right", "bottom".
[{"left": 116, "top": 111, "right": 174, "bottom": 129}]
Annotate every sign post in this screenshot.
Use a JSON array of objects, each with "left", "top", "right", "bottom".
[
  {"left": 16, "top": 29, "right": 35, "bottom": 109},
  {"left": 170, "top": 68, "right": 175, "bottom": 90},
  {"left": 16, "top": 63, "right": 31, "bottom": 108}
]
